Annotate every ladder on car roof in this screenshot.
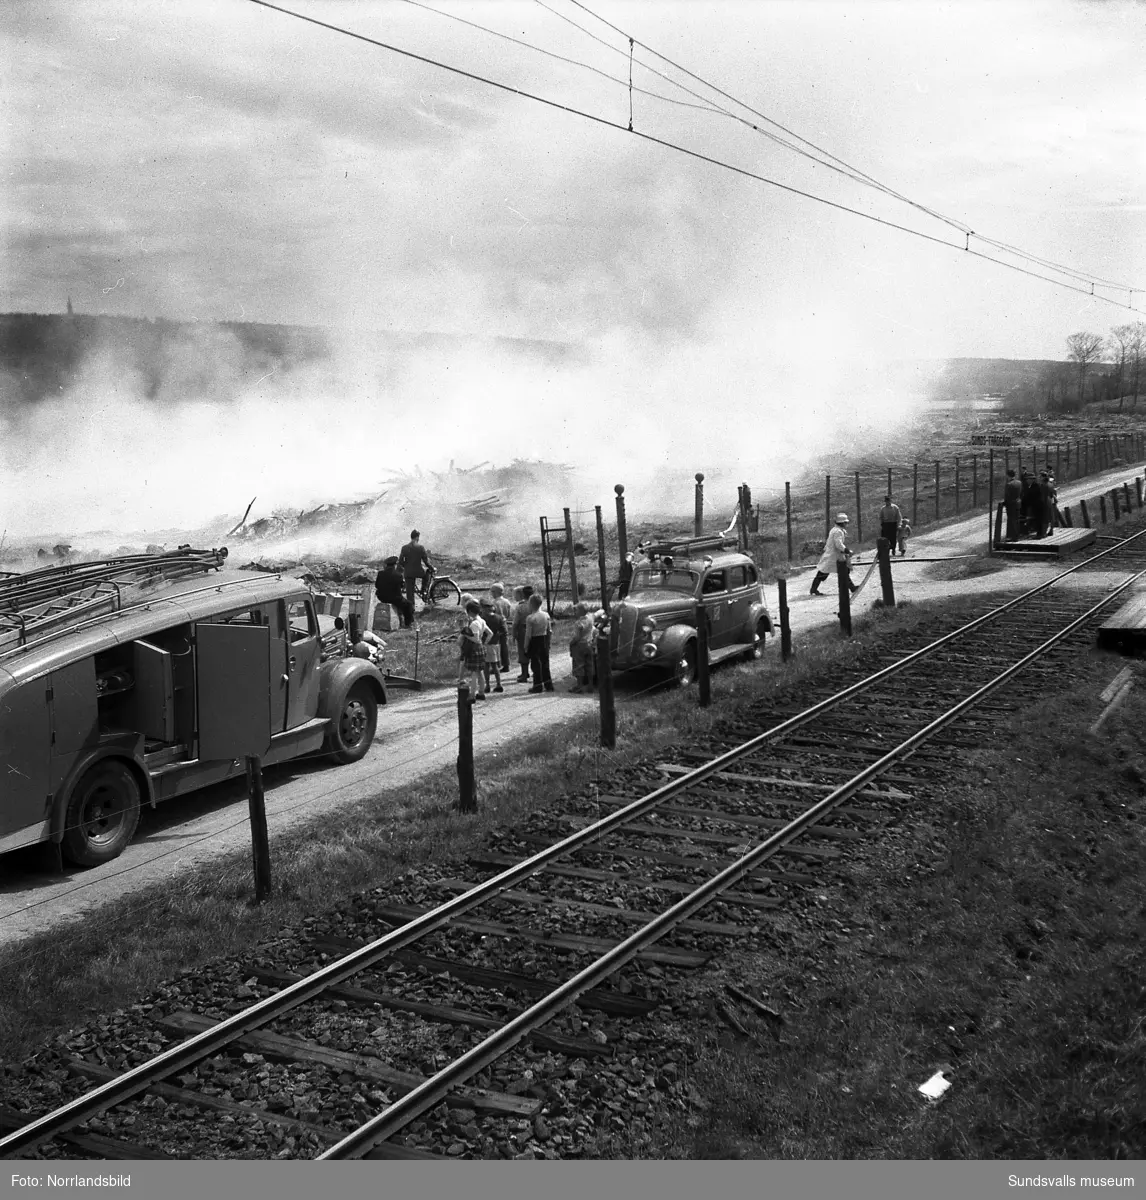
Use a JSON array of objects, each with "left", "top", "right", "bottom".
[{"left": 0, "top": 548, "right": 229, "bottom": 653}]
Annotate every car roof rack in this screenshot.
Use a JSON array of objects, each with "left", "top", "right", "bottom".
[
  {"left": 638, "top": 532, "right": 738, "bottom": 559},
  {"left": 0, "top": 548, "right": 229, "bottom": 652}
]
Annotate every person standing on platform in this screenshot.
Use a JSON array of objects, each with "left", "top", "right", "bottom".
[
  {"left": 879, "top": 495, "right": 903, "bottom": 555},
  {"left": 810, "top": 513, "right": 857, "bottom": 596},
  {"left": 397, "top": 529, "right": 431, "bottom": 613},
  {"left": 1037, "top": 471, "right": 1057, "bottom": 538},
  {"left": 513, "top": 585, "right": 535, "bottom": 682},
  {"left": 1003, "top": 469, "right": 1022, "bottom": 542},
  {"left": 523, "top": 594, "right": 554, "bottom": 693}
]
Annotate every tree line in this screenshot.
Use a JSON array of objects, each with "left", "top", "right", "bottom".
[{"left": 1007, "top": 322, "right": 1145, "bottom": 414}]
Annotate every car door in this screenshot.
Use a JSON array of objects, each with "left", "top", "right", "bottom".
[
  {"left": 285, "top": 597, "right": 321, "bottom": 729},
  {"left": 0, "top": 677, "right": 51, "bottom": 853},
  {"left": 725, "top": 565, "right": 756, "bottom": 644},
  {"left": 700, "top": 568, "right": 731, "bottom": 649}
]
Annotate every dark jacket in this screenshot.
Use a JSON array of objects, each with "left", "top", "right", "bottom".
[
  {"left": 398, "top": 541, "right": 430, "bottom": 579},
  {"left": 374, "top": 565, "right": 405, "bottom": 604}
]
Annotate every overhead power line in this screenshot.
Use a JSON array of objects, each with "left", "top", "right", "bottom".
[
  {"left": 559, "top": 0, "right": 1142, "bottom": 299},
  {"left": 244, "top": 0, "right": 1138, "bottom": 312}
]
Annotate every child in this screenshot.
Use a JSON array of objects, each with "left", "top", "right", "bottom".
[
  {"left": 522, "top": 594, "right": 554, "bottom": 693},
  {"left": 479, "top": 597, "right": 506, "bottom": 694},
  {"left": 897, "top": 518, "right": 912, "bottom": 557},
  {"left": 457, "top": 600, "right": 491, "bottom": 701},
  {"left": 490, "top": 583, "right": 514, "bottom": 672},
  {"left": 568, "top": 601, "right": 596, "bottom": 693}
]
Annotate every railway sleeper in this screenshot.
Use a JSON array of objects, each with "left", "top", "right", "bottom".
[
  {"left": 0, "top": 1100, "right": 172, "bottom": 1161},
  {"left": 585, "top": 797, "right": 866, "bottom": 840},
  {"left": 157, "top": 1013, "right": 541, "bottom": 1117},
  {"left": 511, "top": 829, "right": 833, "bottom": 868},
  {"left": 600, "top": 819, "right": 844, "bottom": 855}
]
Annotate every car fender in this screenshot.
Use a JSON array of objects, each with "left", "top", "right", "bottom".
[
  {"left": 655, "top": 623, "right": 697, "bottom": 664},
  {"left": 317, "top": 658, "right": 388, "bottom": 723},
  {"left": 50, "top": 733, "right": 152, "bottom": 842},
  {"left": 748, "top": 599, "right": 774, "bottom": 635}
]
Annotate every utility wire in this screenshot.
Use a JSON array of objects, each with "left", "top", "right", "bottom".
[
  {"left": 244, "top": 0, "right": 1138, "bottom": 311},
  {"left": 559, "top": 0, "right": 1143, "bottom": 297}
]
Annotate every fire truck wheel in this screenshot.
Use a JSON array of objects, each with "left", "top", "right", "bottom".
[
  {"left": 329, "top": 680, "right": 378, "bottom": 764},
  {"left": 672, "top": 642, "right": 697, "bottom": 688},
  {"left": 61, "top": 762, "right": 141, "bottom": 868},
  {"left": 746, "top": 617, "right": 769, "bottom": 661}
]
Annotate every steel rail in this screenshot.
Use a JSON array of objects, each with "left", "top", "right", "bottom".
[
  {"left": 322, "top": 564, "right": 1146, "bottom": 1159},
  {"left": 3, "top": 537, "right": 1142, "bottom": 1157}
]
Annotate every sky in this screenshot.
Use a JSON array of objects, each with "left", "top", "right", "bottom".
[{"left": 1, "top": 0, "right": 1144, "bottom": 539}]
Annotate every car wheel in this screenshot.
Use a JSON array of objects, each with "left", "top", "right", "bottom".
[
  {"left": 60, "top": 761, "right": 141, "bottom": 868},
  {"left": 672, "top": 642, "right": 697, "bottom": 687},
  {"left": 747, "top": 617, "right": 769, "bottom": 661},
  {"left": 328, "top": 680, "right": 378, "bottom": 764}
]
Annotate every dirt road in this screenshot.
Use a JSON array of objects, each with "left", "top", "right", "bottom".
[{"left": 1, "top": 460, "right": 1142, "bottom": 949}]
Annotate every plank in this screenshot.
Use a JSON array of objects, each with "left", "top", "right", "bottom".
[
  {"left": 589, "top": 797, "right": 864, "bottom": 840},
  {"left": 0, "top": 1100, "right": 172, "bottom": 1160},
  {"left": 432, "top": 879, "right": 751, "bottom": 935},
  {"left": 158, "top": 1013, "right": 540, "bottom": 1117},
  {"left": 593, "top": 819, "right": 842, "bottom": 858},
  {"left": 367, "top": 903, "right": 711, "bottom": 967},
  {"left": 251, "top": 967, "right": 609, "bottom": 1057},
  {"left": 467, "top": 852, "right": 785, "bottom": 909},
  {"left": 655, "top": 763, "right": 903, "bottom": 803},
  {"left": 313, "top": 941, "right": 658, "bottom": 1017}
]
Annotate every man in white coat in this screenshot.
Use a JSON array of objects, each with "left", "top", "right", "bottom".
[{"left": 810, "top": 513, "right": 857, "bottom": 596}]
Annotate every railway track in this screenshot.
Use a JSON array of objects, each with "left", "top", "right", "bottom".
[{"left": 3, "top": 526, "right": 1145, "bottom": 1162}]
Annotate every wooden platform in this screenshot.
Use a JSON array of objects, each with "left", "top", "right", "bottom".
[
  {"left": 1097, "top": 590, "right": 1146, "bottom": 655},
  {"left": 995, "top": 528, "right": 1096, "bottom": 557}
]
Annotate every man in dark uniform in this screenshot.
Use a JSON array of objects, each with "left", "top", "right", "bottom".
[
  {"left": 1020, "top": 473, "right": 1040, "bottom": 537},
  {"left": 374, "top": 556, "right": 414, "bottom": 628},
  {"left": 397, "top": 530, "right": 431, "bottom": 612},
  {"left": 1003, "top": 469, "right": 1022, "bottom": 541},
  {"left": 1037, "top": 472, "right": 1056, "bottom": 538},
  {"left": 878, "top": 495, "right": 902, "bottom": 554}
]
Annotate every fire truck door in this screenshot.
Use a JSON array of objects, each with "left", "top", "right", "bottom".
[
  {"left": 285, "top": 599, "right": 321, "bottom": 729},
  {"left": 195, "top": 623, "right": 272, "bottom": 761},
  {"left": 0, "top": 679, "right": 51, "bottom": 852}
]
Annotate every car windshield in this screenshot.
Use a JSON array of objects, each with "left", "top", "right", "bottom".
[{"left": 630, "top": 567, "right": 699, "bottom": 594}]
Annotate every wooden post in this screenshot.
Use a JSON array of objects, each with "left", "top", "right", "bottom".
[
  {"left": 456, "top": 686, "right": 477, "bottom": 812},
  {"left": 825, "top": 474, "right": 832, "bottom": 538},
  {"left": 954, "top": 455, "right": 960, "bottom": 513},
  {"left": 1055, "top": 443, "right": 1061, "bottom": 480},
  {"left": 1136, "top": 477, "right": 1143, "bottom": 509},
  {"left": 413, "top": 625, "right": 420, "bottom": 680},
  {"left": 1004, "top": 447, "right": 1011, "bottom": 477},
  {"left": 1124, "top": 482, "right": 1133, "bottom": 515},
  {"left": 988, "top": 448, "right": 995, "bottom": 554},
  {"left": 596, "top": 632, "right": 615, "bottom": 749},
  {"left": 777, "top": 577, "right": 792, "bottom": 661},
  {"left": 994, "top": 502, "right": 1004, "bottom": 550},
  {"left": 877, "top": 537, "right": 895, "bottom": 608},
  {"left": 1063, "top": 506, "right": 1073, "bottom": 527},
  {"left": 854, "top": 472, "right": 863, "bottom": 544},
  {"left": 1112, "top": 489, "right": 1121, "bottom": 521},
  {"left": 836, "top": 561, "right": 852, "bottom": 637},
  {"left": 1100, "top": 494, "right": 1108, "bottom": 524},
  {"left": 595, "top": 505, "right": 609, "bottom": 611},
  {"left": 887, "top": 465, "right": 892, "bottom": 496},
  {"left": 245, "top": 755, "right": 272, "bottom": 903},
  {"left": 972, "top": 454, "right": 978, "bottom": 507},
  {"left": 614, "top": 485, "right": 628, "bottom": 560},
  {"left": 695, "top": 602, "right": 711, "bottom": 708},
  {"left": 934, "top": 460, "right": 941, "bottom": 521},
  {"left": 694, "top": 473, "right": 704, "bottom": 537},
  {"left": 563, "top": 507, "right": 579, "bottom": 605},
  {"left": 785, "top": 482, "right": 793, "bottom": 564},
  {"left": 1080, "top": 499, "right": 1091, "bottom": 528},
  {"left": 540, "top": 516, "right": 553, "bottom": 614},
  {"left": 738, "top": 483, "right": 751, "bottom": 553},
  {"left": 912, "top": 462, "right": 919, "bottom": 528},
  {"left": 1017, "top": 445, "right": 1023, "bottom": 476}
]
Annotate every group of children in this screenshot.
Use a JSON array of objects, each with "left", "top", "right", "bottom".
[{"left": 456, "top": 584, "right": 602, "bottom": 702}]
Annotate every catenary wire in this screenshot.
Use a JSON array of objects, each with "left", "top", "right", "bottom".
[{"left": 243, "top": 0, "right": 1138, "bottom": 310}]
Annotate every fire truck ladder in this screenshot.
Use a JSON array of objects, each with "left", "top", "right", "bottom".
[{"left": 0, "top": 548, "right": 228, "bottom": 651}]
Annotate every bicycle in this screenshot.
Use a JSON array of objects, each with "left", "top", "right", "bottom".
[{"left": 414, "top": 565, "right": 462, "bottom": 608}]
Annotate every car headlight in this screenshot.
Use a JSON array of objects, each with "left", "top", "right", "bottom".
[
  {"left": 640, "top": 617, "right": 657, "bottom": 633},
  {"left": 641, "top": 642, "right": 658, "bottom": 658}
]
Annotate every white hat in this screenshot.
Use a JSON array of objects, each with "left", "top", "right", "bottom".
[{"left": 836, "top": 512, "right": 850, "bottom": 523}]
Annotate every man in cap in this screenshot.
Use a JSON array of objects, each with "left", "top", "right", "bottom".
[
  {"left": 878, "top": 495, "right": 902, "bottom": 555},
  {"left": 1003, "top": 469, "right": 1022, "bottom": 542},
  {"left": 810, "top": 513, "right": 857, "bottom": 596},
  {"left": 375, "top": 555, "right": 414, "bottom": 628}
]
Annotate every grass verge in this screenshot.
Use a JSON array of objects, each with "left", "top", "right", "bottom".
[{"left": 637, "top": 650, "right": 1146, "bottom": 1159}]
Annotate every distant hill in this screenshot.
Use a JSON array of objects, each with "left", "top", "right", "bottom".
[
  {"left": 0, "top": 312, "right": 576, "bottom": 408},
  {"left": 918, "top": 358, "right": 1097, "bottom": 401}
]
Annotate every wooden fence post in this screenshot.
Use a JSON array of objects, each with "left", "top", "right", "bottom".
[
  {"left": 1124, "top": 482, "right": 1133, "bottom": 515},
  {"left": 972, "top": 454, "right": 978, "bottom": 508},
  {"left": 1136, "top": 477, "right": 1143, "bottom": 509},
  {"left": 696, "top": 602, "right": 711, "bottom": 708},
  {"left": 887, "top": 465, "right": 892, "bottom": 497},
  {"left": 877, "top": 537, "right": 895, "bottom": 608},
  {"left": 694, "top": 473, "right": 704, "bottom": 537},
  {"left": 596, "top": 631, "right": 615, "bottom": 749},
  {"left": 785, "top": 482, "right": 793, "bottom": 564},
  {"left": 563, "top": 507, "right": 579, "bottom": 605},
  {"left": 1080, "top": 499, "right": 1091, "bottom": 528},
  {"left": 456, "top": 687, "right": 477, "bottom": 812},
  {"left": 988, "top": 448, "right": 995, "bottom": 554},
  {"left": 1099, "top": 494, "right": 1108, "bottom": 524},
  {"left": 954, "top": 455, "right": 961, "bottom": 513},
  {"left": 777, "top": 577, "right": 792, "bottom": 661},
  {"left": 934, "top": 460, "right": 941, "bottom": 521},
  {"left": 245, "top": 755, "right": 272, "bottom": 904},
  {"left": 912, "top": 462, "right": 919, "bottom": 528},
  {"left": 595, "top": 505, "right": 609, "bottom": 610},
  {"left": 614, "top": 485, "right": 628, "bottom": 560},
  {"left": 825, "top": 474, "right": 832, "bottom": 538},
  {"left": 1112, "top": 489, "right": 1121, "bottom": 521},
  {"left": 854, "top": 472, "right": 863, "bottom": 544},
  {"left": 837, "top": 561, "right": 852, "bottom": 637}
]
